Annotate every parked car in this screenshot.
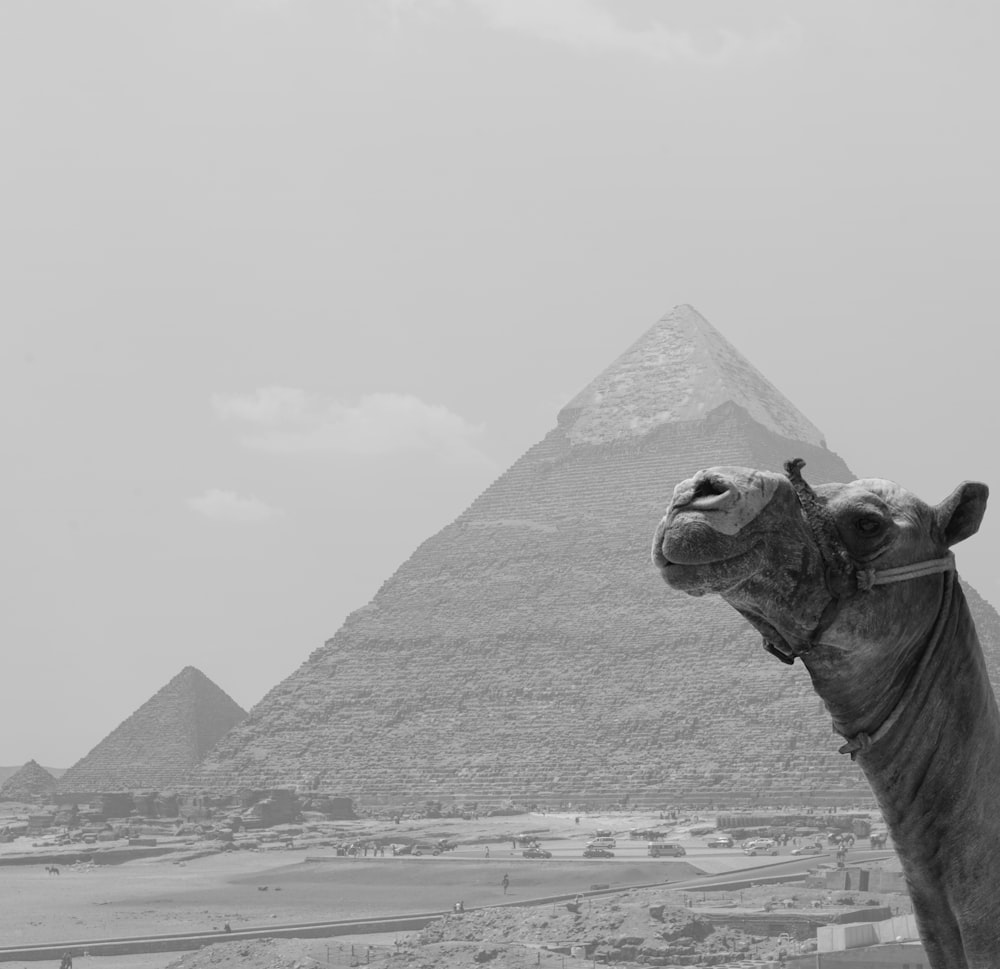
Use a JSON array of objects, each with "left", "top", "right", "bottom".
[
  {"left": 586, "top": 837, "right": 617, "bottom": 849},
  {"left": 522, "top": 847, "right": 552, "bottom": 859},
  {"left": 582, "top": 846, "right": 614, "bottom": 858},
  {"left": 790, "top": 844, "right": 823, "bottom": 856},
  {"left": 706, "top": 836, "right": 734, "bottom": 848},
  {"left": 743, "top": 839, "right": 778, "bottom": 857},
  {"left": 410, "top": 842, "right": 443, "bottom": 856}
]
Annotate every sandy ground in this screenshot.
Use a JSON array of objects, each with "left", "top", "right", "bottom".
[
  {"left": 0, "top": 812, "right": 692, "bottom": 938},
  {"left": 0, "top": 810, "right": 888, "bottom": 969},
  {"left": 0, "top": 851, "right": 699, "bottom": 939}
]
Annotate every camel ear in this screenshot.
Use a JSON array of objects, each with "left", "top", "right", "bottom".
[{"left": 935, "top": 482, "right": 989, "bottom": 547}]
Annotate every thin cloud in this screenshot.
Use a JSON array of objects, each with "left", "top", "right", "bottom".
[
  {"left": 213, "top": 386, "right": 309, "bottom": 426},
  {"left": 213, "top": 387, "right": 492, "bottom": 466},
  {"left": 188, "top": 489, "right": 284, "bottom": 523},
  {"left": 397, "top": 0, "right": 801, "bottom": 65}
]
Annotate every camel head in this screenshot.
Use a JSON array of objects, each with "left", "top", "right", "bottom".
[{"left": 652, "top": 460, "right": 989, "bottom": 735}]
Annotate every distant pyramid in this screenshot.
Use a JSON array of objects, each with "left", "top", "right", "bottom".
[
  {"left": 58, "top": 666, "right": 246, "bottom": 793},
  {"left": 189, "top": 306, "right": 1000, "bottom": 805},
  {"left": 0, "top": 760, "right": 57, "bottom": 802}
]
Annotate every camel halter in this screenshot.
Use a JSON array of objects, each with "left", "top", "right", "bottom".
[{"left": 780, "top": 458, "right": 956, "bottom": 758}]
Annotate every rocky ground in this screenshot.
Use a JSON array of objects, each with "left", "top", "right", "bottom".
[
  {"left": 157, "top": 882, "right": 907, "bottom": 969},
  {"left": 1, "top": 808, "right": 904, "bottom": 969}
]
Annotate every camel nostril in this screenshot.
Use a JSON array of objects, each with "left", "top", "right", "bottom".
[
  {"left": 692, "top": 475, "right": 729, "bottom": 500},
  {"left": 671, "top": 472, "right": 736, "bottom": 512},
  {"left": 683, "top": 474, "right": 736, "bottom": 512}
]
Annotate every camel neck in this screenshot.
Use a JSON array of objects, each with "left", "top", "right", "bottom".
[
  {"left": 801, "top": 572, "right": 952, "bottom": 750},
  {"left": 850, "top": 578, "right": 1000, "bottom": 968},
  {"left": 846, "top": 575, "right": 1000, "bottom": 832},
  {"left": 853, "top": 576, "right": 1000, "bottom": 784},
  {"left": 833, "top": 571, "right": 960, "bottom": 759}
]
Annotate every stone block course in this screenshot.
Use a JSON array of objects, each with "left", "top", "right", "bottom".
[{"left": 188, "top": 405, "right": 880, "bottom": 800}]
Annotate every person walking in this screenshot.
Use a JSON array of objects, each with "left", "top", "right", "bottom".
[
  {"left": 484, "top": 845, "right": 490, "bottom": 858},
  {"left": 501, "top": 872, "right": 509, "bottom": 895}
]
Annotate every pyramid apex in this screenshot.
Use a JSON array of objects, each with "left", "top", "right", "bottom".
[{"left": 558, "top": 305, "right": 826, "bottom": 448}]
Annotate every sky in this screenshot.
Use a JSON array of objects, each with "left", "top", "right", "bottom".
[{"left": 5, "top": 1, "right": 1000, "bottom": 767}]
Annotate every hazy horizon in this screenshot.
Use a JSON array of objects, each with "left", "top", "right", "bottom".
[{"left": 7, "top": 1, "right": 1000, "bottom": 766}]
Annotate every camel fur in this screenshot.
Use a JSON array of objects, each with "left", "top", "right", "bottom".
[{"left": 652, "top": 461, "right": 998, "bottom": 969}]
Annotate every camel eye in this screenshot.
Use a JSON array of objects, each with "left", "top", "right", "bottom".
[{"left": 855, "top": 516, "right": 883, "bottom": 536}]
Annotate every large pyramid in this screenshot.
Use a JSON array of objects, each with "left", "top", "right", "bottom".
[
  {"left": 0, "top": 760, "right": 57, "bottom": 802},
  {"left": 58, "top": 666, "right": 246, "bottom": 793},
  {"left": 189, "top": 306, "right": 1000, "bottom": 805}
]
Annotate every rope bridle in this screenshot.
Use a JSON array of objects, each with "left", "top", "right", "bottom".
[{"left": 778, "top": 458, "right": 956, "bottom": 759}]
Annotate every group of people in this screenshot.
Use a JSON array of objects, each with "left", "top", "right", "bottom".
[{"left": 343, "top": 841, "right": 386, "bottom": 857}]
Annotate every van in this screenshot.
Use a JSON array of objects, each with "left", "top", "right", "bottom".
[
  {"left": 648, "top": 842, "right": 686, "bottom": 857},
  {"left": 587, "top": 836, "right": 617, "bottom": 849}
]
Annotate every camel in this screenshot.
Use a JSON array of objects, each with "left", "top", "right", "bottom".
[{"left": 651, "top": 459, "right": 999, "bottom": 969}]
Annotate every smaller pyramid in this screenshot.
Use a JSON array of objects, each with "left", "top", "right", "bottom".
[
  {"left": 0, "top": 760, "right": 57, "bottom": 802},
  {"left": 559, "top": 304, "right": 826, "bottom": 448},
  {"left": 57, "top": 667, "right": 246, "bottom": 794}
]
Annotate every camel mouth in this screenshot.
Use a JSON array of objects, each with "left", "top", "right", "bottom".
[
  {"left": 655, "top": 547, "right": 756, "bottom": 573},
  {"left": 652, "top": 516, "right": 763, "bottom": 573},
  {"left": 656, "top": 545, "right": 769, "bottom": 601}
]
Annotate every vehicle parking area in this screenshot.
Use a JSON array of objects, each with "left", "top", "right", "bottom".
[{"left": 439, "top": 819, "right": 842, "bottom": 877}]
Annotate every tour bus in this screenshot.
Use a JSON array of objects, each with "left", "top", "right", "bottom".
[{"left": 648, "top": 842, "right": 686, "bottom": 857}]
